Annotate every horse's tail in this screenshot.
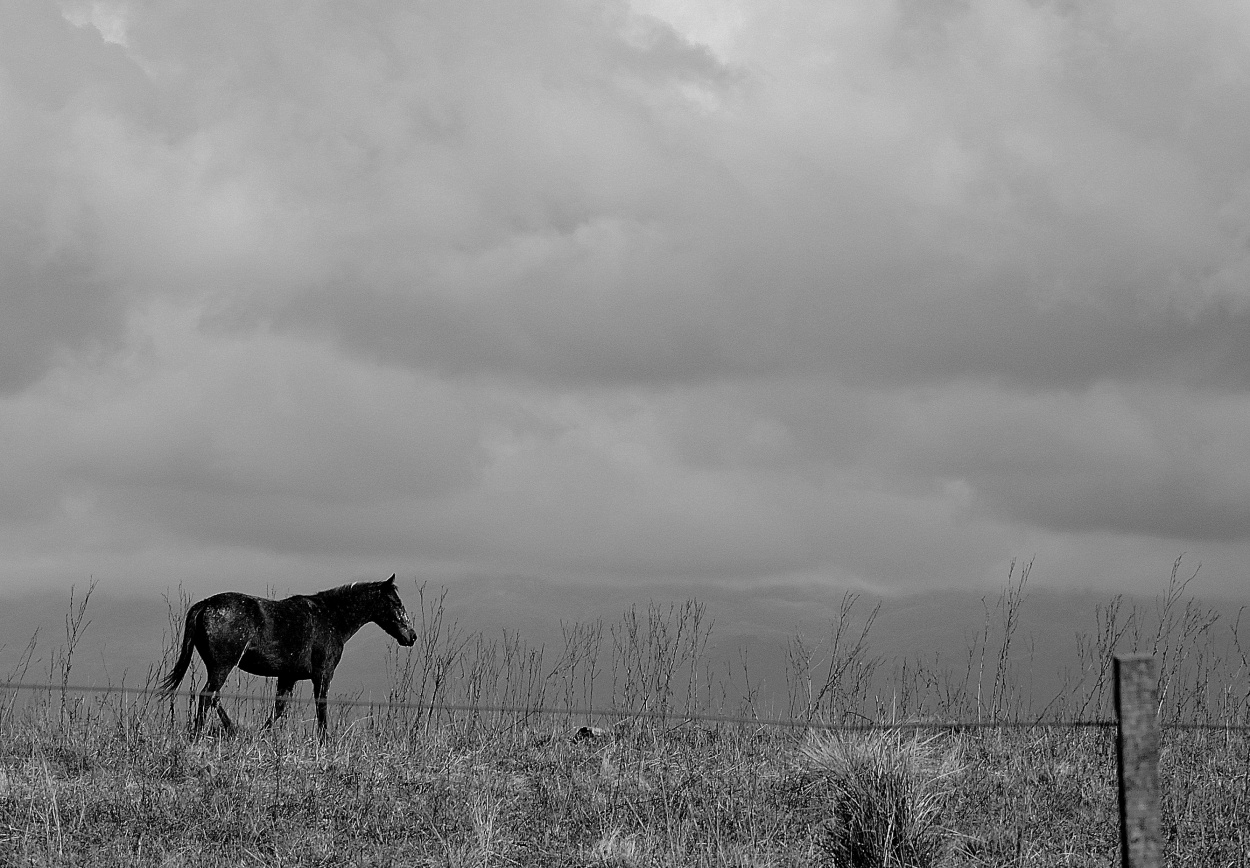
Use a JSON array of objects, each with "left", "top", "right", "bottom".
[{"left": 159, "top": 603, "right": 201, "bottom": 695}]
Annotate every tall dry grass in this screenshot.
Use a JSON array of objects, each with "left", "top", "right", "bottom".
[{"left": 1, "top": 558, "right": 1247, "bottom": 866}]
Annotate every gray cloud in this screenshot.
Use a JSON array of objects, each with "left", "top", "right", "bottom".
[
  {"left": 875, "top": 382, "right": 1250, "bottom": 542},
  {"left": 0, "top": 3, "right": 162, "bottom": 392},
  {"left": 277, "top": 266, "right": 1250, "bottom": 390},
  {"left": 2, "top": 0, "right": 1250, "bottom": 597},
  {"left": 11, "top": 0, "right": 1246, "bottom": 394},
  {"left": 242, "top": 0, "right": 1250, "bottom": 392}
]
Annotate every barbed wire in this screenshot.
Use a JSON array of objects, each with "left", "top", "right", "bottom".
[{"left": 5, "top": 679, "right": 1248, "bottom": 732}]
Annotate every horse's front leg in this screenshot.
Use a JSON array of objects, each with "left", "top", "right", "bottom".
[
  {"left": 264, "top": 676, "right": 297, "bottom": 729},
  {"left": 312, "top": 668, "right": 336, "bottom": 738},
  {"left": 313, "top": 683, "right": 328, "bottom": 736}
]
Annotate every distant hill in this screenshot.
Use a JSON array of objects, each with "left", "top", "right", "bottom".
[{"left": 3, "top": 577, "right": 1246, "bottom": 722}]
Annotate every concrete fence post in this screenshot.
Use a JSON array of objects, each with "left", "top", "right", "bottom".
[{"left": 1114, "top": 654, "right": 1162, "bottom": 868}]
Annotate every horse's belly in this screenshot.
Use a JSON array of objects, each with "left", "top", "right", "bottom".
[{"left": 238, "top": 650, "right": 308, "bottom": 679}]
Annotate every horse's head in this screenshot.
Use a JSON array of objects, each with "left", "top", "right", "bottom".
[{"left": 375, "top": 574, "right": 418, "bottom": 646}]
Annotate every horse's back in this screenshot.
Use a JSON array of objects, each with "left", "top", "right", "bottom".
[
  {"left": 189, "top": 592, "right": 278, "bottom": 648},
  {"left": 198, "top": 592, "right": 322, "bottom": 642},
  {"left": 194, "top": 591, "right": 264, "bottom": 620}
]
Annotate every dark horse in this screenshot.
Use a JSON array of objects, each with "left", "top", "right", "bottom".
[{"left": 159, "top": 574, "right": 417, "bottom": 735}]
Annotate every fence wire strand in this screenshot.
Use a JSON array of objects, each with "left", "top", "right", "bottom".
[{"left": 5, "top": 679, "right": 1248, "bottom": 732}]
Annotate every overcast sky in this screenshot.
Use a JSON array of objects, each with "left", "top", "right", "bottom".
[{"left": 2, "top": 0, "right": 1250, "bottom": 600}]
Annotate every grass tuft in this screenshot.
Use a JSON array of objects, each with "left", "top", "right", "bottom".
[{"left": 800, "top": 730, "right": 964, "bottom": 867}]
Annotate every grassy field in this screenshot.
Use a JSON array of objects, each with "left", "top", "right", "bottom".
[{"left": 2, "top": 561, "right": 1248, "bottom": 866}]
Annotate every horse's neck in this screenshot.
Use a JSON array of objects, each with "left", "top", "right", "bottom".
[{"left": 322, "top": 594, "right": 375, "bottom": 640}]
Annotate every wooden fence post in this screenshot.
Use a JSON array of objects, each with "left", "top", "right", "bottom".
[{"left": 1114, "top": 654, "right": 1162, "bottom": 868}]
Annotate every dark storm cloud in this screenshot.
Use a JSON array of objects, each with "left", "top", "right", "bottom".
[
  {"left": 875, "top": 381, "right": 1250, "bottom": 543},
  {"left": 279, "top": 265, "right": 1250, "bottom": 391},
  {"left": 984, "top": 471, "right": 1250, "bottom": 543},
  {"left": 826, "top": 292, "right": 1250, "bottom": 391}
]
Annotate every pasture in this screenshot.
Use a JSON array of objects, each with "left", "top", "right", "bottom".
[{"left": 1, "top": 568, "right": 1247, "bottom": 866}]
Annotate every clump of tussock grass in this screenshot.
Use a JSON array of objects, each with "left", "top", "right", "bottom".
[{"left": 800, "top": 730, "right": 965, "bottom": 868}]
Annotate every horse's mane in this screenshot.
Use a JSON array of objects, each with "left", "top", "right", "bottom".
[{"left": 313, "top": 579, "right": 384, "bottom": 601}]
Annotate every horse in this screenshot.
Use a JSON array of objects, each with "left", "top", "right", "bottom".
[{"left": 159, "top": 574, "right": 418, "bottom": 735}]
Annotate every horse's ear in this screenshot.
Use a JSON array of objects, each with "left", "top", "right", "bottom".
[{"left": 386, "top": 574, "right": 396, "bottom": 584}]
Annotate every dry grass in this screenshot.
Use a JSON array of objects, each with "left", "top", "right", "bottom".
[
  {"left": 2, "top": 699, "right": 1248, "bottom": 866},
  {"left": 2, "top": 710, "right": 1246, "bottom": 866},
  {"left": 2, "top": 558, "right": 1248, "bottom": 866},
  {"left": 799, "top": 731, "right": 964, "bottom": 867}
]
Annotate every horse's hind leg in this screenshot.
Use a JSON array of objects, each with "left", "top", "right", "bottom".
[
  {"left": 194, "top": 686, "right": 232, "bottom": 736},
  {"left": 193, "top": 689, "right": 212, "bottom": 734},
  {"left": 215, "top": 702, "right": 236, "bottom": 736},
  {"left": 196, "top": 664, "right": 237, "bottom": 737}
]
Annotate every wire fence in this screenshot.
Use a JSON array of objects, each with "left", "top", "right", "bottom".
[{"left": 4, "top": 679, "right": 1249, "bottom": 733}]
